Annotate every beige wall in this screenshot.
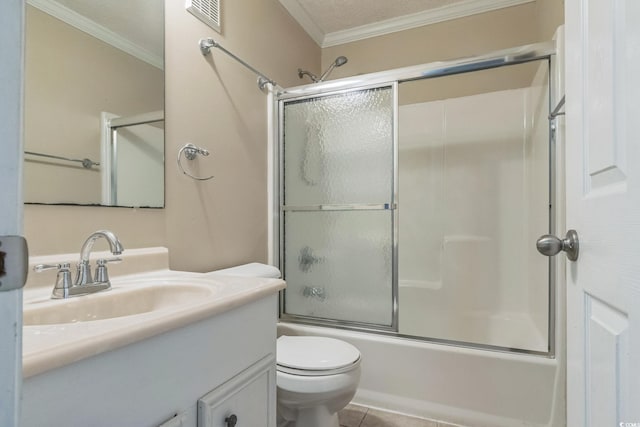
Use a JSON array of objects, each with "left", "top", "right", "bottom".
[
  {"left": 24, "top": 1, "right": 563, "bottom": 268},
  {"left": 536, "top": 0, "right": 565, "bottom": 41},
  {"left": 320, "top": 2, "right": 564, "bottom": 92},
  {"left": 25, "top": 206, "right": 166, "bottom": 256},
  {"left": 24, "top": 1, "right": 318, "bottom": 261},
  {"left": 164, "top": 0, "right": 319, "bottom": 271},
  {"left": 23, "top": 6, "right": 163, "bottom": 204},
  {"left": 321, "top": 4, "right": 540, "bottom": 78}
]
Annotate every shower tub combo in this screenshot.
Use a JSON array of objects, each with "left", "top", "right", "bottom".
[{"left": 270, "top": 38, "right": 565, "bottom": 427}]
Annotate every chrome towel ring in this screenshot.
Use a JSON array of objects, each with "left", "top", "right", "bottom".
[{"left": 177, "top": 143, "right": 214, "bottom": 181}]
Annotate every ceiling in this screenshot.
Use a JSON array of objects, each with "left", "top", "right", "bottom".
[{"left": 279, "top": 0, "right": 535, "bottom": 47}]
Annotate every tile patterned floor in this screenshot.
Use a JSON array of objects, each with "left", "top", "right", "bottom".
[{"left": 339, "top": 404, "right": 463, "bottom": 427}]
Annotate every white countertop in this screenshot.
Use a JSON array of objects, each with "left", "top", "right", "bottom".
[{"left": 23, "top": 253, "right": 285, "bottom": 378}]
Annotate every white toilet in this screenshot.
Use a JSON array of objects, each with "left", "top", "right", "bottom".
[
  {"left": 276, "top": 335, "right": 361, "bottom": 427},
  {"left": 211, "top": 263, "right": 362, "bottom": 427}
]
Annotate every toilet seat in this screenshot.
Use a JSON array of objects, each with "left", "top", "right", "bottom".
[{"left": 277, "top": 336, "right": 361, "bottom": 376}]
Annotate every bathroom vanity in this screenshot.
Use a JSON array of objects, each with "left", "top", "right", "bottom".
[{"left": 21, "top": 248, "right": 285, "bottom": 427}]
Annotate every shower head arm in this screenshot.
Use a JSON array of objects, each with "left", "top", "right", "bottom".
[
  {"left": 298, "top": 68, "right": 319, "bottom": 83},
  {"left": 298, "top": 56, "right": 347, "bottom": 83}
]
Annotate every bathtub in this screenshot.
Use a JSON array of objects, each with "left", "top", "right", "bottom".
[
  {"left": 277, "top": 322, "right": 564, "bottom": 427},
  {"left": 397, "top": 281, "right": 549, "bottom": 353}
]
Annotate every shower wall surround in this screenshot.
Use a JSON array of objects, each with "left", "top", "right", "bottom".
[{"left": 398, "top": 63, "right": 550, "bottom": 352}]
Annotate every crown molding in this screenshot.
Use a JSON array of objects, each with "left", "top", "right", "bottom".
[
  {"left": 26, "top": 0, "right": 163, "bottom": 70},
  {"left": 280, "top": 0, "right": 535, "bottom": 48},
  {"left": 279, "top": 0, "right": 326, "bottom": 46},
  {"left": 323, "top": 0, "right": 535, "bottom": 47}
]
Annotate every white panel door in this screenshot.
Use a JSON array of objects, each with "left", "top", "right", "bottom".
[
  {"left": 565, "top": 0, "right": 640, "bottom": 426},
  {"left": 0, "top": 0, "right": 24, "bottom": 426}
]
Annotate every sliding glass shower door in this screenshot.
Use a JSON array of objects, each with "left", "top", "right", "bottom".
[
  {"left": 277, "top": 44, "right": 556, "bottom": 356},
  {"left": 280, "top": 84, "right": 396, "bottom": 328}
]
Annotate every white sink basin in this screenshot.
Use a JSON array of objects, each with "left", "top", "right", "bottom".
[
  {"left": 23, "top": 282, "right": 216, "bottom": 326},
  {"left": 21, "top": 249, "right": 287, "bottom": 380}
]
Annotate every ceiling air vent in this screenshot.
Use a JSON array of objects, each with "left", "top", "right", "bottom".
[{"left": 186, "top": 0, "right": 221, "bottom": 34}]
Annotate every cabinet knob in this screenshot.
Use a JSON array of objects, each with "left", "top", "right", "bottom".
[{"left": 225, "top": 414, "right": 238, "bottom": 427}]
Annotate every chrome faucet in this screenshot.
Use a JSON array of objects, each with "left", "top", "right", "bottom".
[
  {"left": 76, "top": 230, "right": 124, "bottom": 286},
  {"left": 34, "top": 230, "right": 124, "bottom": 299}
]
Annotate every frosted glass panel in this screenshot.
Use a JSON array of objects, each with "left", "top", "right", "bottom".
[
  {"left": 283, "top": 210, "right": 393, "bottom": 326},
  {"left": 283, "top": 86, "right": 394, "bottom": 206},
  {"left": 281, "top": 85, "right": 395, "bottom": 328}
]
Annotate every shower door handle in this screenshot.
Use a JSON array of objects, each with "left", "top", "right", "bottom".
[{"left": 536, "top": 230, "right": 579, "bottom": 261}]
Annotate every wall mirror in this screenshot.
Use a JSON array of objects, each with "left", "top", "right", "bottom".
[{"left": 24, "top": 0, "right": 165, "bottom": 208}]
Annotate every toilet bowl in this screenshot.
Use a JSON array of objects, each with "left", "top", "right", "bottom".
[
  {"left": 210, "top": 264, "right": 362, "bottom": 427},
  {"left": 276, "top": 335, "right": 361, "bottom": 427}
]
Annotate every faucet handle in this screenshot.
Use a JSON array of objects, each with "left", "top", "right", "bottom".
[
  {"left": 96, "top": 257, "right": 122, "bottom": 265},
  {"left": 34, "top": 263, "right": 74, "bottom": 299},
  {"left": 34, "top": 262, "right": 70, "bottom": 273},
  {"left": 94, "top": 257, "right": 122, "bottom": 284}
]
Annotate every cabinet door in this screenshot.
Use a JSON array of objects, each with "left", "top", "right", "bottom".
[
  {"left": 198, "top": 355, "right": 276, "bottom": 427},
  {"left": 158, "top": 412, "right": 187, "bottom": 427}
]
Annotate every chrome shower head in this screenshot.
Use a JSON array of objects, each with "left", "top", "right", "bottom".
[
  {"left": 334, "top": 56, "right": 348, "bottom": 67},
  {"left": 298, "top": 56, "right": 349, "bottom": 83},
  {"left": 318, "top": 55, "right": 349, "bottom": 82}
]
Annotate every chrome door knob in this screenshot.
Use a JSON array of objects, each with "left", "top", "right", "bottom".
[{"left": 536, "top": 229, "right": 579, "bottom": 261}]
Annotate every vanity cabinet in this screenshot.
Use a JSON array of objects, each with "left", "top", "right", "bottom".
[
  {"left": 198, "top": 355, "right": 276, "bottom": 427},
  {"left": 21, "top": 294, "right": 279, "bottom": 427}
]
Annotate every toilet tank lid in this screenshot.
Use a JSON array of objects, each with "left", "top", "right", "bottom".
[
  {"left": 277, "top": 336, "right": 361, "bottom": 371},
  {"left": 209, "top": 263, "right": 281, "bottom": 278}
]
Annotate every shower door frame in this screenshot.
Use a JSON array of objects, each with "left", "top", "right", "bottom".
[{"left": 273, "top": 40, "right": 559, "bottom": 357}]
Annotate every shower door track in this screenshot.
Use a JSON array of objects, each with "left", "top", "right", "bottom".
[{"left": 275, "top": 40, "right": 559, "bottom": 358}]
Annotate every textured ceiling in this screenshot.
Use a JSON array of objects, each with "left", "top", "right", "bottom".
[{"left": 296, "top": 0, "right": 468, "bottom": 33}]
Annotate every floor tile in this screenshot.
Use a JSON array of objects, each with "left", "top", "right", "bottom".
[
  {"left": 360, "top": 408, "right": 439, "bottom": 427},
  {"left": 339, "top": 404, "right": 368, "bottom": 427}
]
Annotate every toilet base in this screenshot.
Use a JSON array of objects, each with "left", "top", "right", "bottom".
[{"left": 277, "top": 405, "right": 340, "bottom": 427}]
